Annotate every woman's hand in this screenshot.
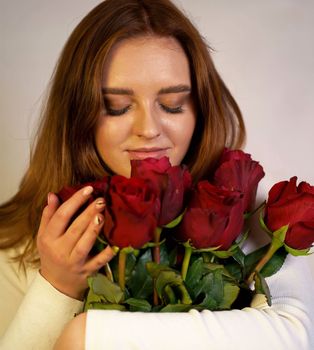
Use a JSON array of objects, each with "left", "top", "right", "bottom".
[{"left": 37, "top": 186, "right": 115, "bottom": 300}]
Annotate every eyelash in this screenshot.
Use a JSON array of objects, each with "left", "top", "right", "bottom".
[
  {"left": 159, "top": 104, "right": 183, "bottom": 114},
  {"left": 104, "top": 102, "right": 183, "bottom": 116},
  {"left": 105, "top": 106, "right": 131, "bottom": 116}
]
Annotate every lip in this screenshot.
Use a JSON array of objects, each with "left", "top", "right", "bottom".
[{"left": 127, "top": 147, "right": 169, "bottom": 160}]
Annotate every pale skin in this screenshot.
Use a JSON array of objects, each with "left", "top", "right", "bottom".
[
  {"left": 53, "top": 34, "right": 196, "bottom": 348},
  {"left": 95, "top": 35, "right": 196, "bottom": 177},
  {"left": 38, "top": 187, "right": 116, "bottom": 300}
]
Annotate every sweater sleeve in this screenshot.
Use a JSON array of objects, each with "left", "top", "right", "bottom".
[
  {"left": 85, "top": 255, "right": 314, "bottom": 350},
  {"left": 0, "top": 249, "right": 83, "bottom": 350}
]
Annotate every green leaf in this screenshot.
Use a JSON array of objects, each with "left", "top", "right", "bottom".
[
  {"left": 147, "top": 264, "right": 192, "bottom": 305},
  {"left": 284, "top": 244, "right": 311, "bottom": 256},
  {"left": 222, "top": 247, "right": 246, "bottom": 281},
  {"left": 84, "top": 288, "right": 105, "bottom": 312},
  {"left": 89, "top": 303, "right": 126, "bottom": 311},
  {"left": 159, "top": 243, "right": 170, "bottom": 266},
  {"left": 202, "top": 262, "right": 225, "bottom": 272},
  {"left": 254, "top": 272, "right": 272, "bottom": 306},
  {"left": 155, "top": 270, "right": 182, "bottom": 298},
  {"left": 202, "top": 271, "right": 224, "bottom": 305},
  {"left": 163, "top": 211, "right": 185, "bottom": 228},
  {"left": 125, "top": 298, "right": 152, "bottom": 312},
  {"left": 185, "top": 258, "right": 204, "bottom": 294},
  {"left": 232, "top": 246, "right": 246, "bottom": 267},
  {"left": 128, "top": 249, "right": 153, "bottom": 300},
  {"left": 223, "top": 260, "right": 243, "bottom": 281},
  {"left": 260, "top": 247, "right": 287, "bottom": 277},
  {"left": 193, "top": 245, "right": 222, "bottom": 253},
  {"left": 124, "top": 253, "right": 137, "bottom": 281},
  {"left": 175, "top": 284, "right": 193, "bottom": 305},
  {"left": 211, "top": 250, "right": 234, "bottom": 258},
  {"left": 141, "top": 239, "right": 165, "bottom": 249},
  {"left": 273, "top": 225, "right": 289, "bottom": 244},
  {"left": 244, "top": 244, "right": 270, "bottom": 276},
  {"left": 185, "top": 258, "right": 239, "bottom": 311},
  {"left": 244, "top": 245, "right": 287, "bottom": 279},
  {"left": 164, "top": 285, "right": 177, "bottom": 304},
  {"left": 191, "top": 271, "right": 221, "bottom": 310},
  {"left": 219, "top": 282, "right": 240, "bottom": 309},
  {"left": 146, "top": 261, "right": 171, "bottom": 278},
  {"left": 160, "top": 304, "right": 194, "bottom": 312},
  {"left": 89, "top": 273, "right": 124, "bottom": 304},
  {"left": 120, "top": 246, "right": 139, "bottom": 255}
]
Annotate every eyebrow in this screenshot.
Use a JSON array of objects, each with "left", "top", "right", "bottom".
[{"left": 101, "top": 84, "right": 191, "bottom": 96}]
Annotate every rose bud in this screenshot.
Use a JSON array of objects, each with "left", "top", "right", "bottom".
[
  {"left": 264, "top": 176, "right": 314, "bottom": 250},
  {"left": 131, "top": 157, "right": 192, "bottom": 226},
  {"left": 175, "top": 181, "right": 244, "bottom": 250},
  {"left": 103, "top": 175, "right": 160, "bottom": 249},
  {"left": 213, "top": 149, "right": 265, "bottom": 213},
  {"left": 57, "top": 177, "right": 109, "bottom": 203}
]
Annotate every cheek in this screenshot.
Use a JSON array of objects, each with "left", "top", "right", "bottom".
[
  {"left": 94, "top": 119, "right": 120, "bottom": 160},
  {"left": 178, "top": 113, "right": 196, "bottom": 145},
  {"left": 96, "top": 116, "right": 125, "bottom": 144},
  {"left": 169, "top": 113, "right": 196, "bottom": 164},
  {"left": 94, "top": 118, "right": 132, "bottom": 177}
]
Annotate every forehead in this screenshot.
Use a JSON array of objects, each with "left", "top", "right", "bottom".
[{"left": 102, "top": 35, "right": 191, "bottom": 87}]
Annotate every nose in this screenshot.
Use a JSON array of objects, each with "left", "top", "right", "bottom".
[{"left": 132, "top": 105, "right": 161, "bottom": 139}]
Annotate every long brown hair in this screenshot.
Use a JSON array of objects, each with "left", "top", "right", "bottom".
[{"left": 0, "top": 0, "right": 245, "bottom": 266}]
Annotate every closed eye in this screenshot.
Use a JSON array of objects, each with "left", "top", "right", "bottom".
[
  {"left": 105, "top": 106, "right": 131, "bottom": 116},
  {"left": 159, "top": 104, "right": 183, "bottom": 114},
  {"left": 103, "top": 98, "right": 131, "bottom": 116}
]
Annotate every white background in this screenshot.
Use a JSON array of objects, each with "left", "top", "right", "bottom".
[{"left": 1, "top": 0, "right": 313, "bottom": 274}]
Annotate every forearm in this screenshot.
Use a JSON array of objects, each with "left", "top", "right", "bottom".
[{"left": 0, "top": 271, "right": 83, "bottom": 350}]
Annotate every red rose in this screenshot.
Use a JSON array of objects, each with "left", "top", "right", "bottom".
[
  {"left": 264, "top": 176, "right": 314, "bottom": 250},
  {"left": 131, "top": 157, "right": 192, "bottom": 226},
  {"left": 175, "top": 181, "right": 244, "bottom": 250},
  {"left": 57, "top": 177, "right": 109, "bottom": 203},
  {"left": 213, "top": 149, "right": 265, "bottom": 212},
  {"left": 103, "top": 175, "right": 160, "bottom": 248}
]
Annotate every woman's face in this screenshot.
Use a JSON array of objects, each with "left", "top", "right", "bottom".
[{"left": 95, "top": 35, "right": 196, "bottom": 177}]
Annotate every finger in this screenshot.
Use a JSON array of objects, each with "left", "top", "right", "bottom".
[
  {"left": 37, "top": 192, "right": 60, "bottom": 237},
  {"left": 46, "top": 185, "right": 94, "bottom": 238},
  {"left": 70, "top": 213, "right": 104, "bottom": 262},
  {"left": 63, "top": 198, "right": 106, "bottom": 246},
  {"left": 84, "top": 245, "right": 116, "bottom": 272}
]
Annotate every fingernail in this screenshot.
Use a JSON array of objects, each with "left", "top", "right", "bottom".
[
  {"left": 94, "top": 214, "right": 103, "bottom": 225},
  {"left": 83, "top": 186, "right": 93, "bottom": 196},
  {"left": 111, "top": 246, "right": 120, "bottom": 254},
  {"left": 95, "top": 198, "right": 106, "bottom": 208}
]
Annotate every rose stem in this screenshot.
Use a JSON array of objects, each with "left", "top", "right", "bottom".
[
  {"left": 153, "top": 227, "right": 162, "bottom": 306},
  {"left": 153, "top": 227, "right": 162, "bottom": 264},
  {"left": 118, "top": 250, "right": 127, "bottom": 291},
  {"left": 181, "top": 246, "right": 192, "bottom": 281},
  {"left": 246, "top": 239, "right": 283, "bottom": 285}
]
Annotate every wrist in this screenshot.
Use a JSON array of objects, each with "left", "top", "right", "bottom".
[{"left": 39, "top": 269, "right": 86, "bottom": 300}]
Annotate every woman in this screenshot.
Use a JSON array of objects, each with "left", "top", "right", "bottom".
[{"left": 0, "top": 0, "right": 313, "bottom": 349}]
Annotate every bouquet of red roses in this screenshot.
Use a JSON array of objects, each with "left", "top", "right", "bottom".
[{"left": 58, "top": 149, "right": 314, "bottom": 312}]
